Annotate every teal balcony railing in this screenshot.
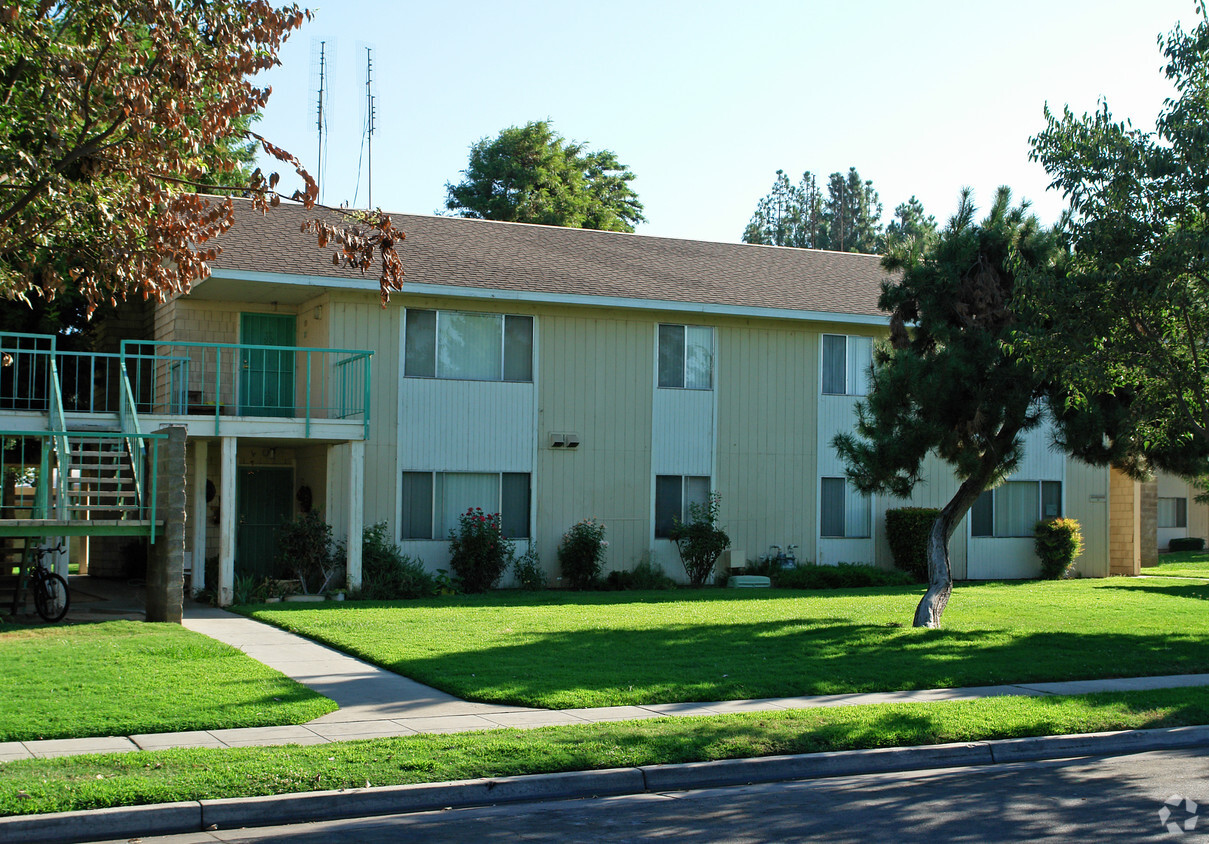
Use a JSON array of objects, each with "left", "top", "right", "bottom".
[
  {"left": 0, "top": 430, "right": 163, "bottom": 527},
  {"left": 0, "top": 333, "right": 373, "bottom": 439},
  {"left": 119, "top": 340, "right": 372, "bottom": 438}
]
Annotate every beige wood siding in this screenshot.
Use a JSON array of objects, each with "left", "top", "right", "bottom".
[
  {"left": 1066, "top": 458, "right": 1109, "bottom": 577},
  {"left": 537, "top": 312, "right": 654, "bottom": 580},
  {"left": 715, "top": 323, "right": 817, "bottom": 569},
  {"left": 327, "top": 295, "right": 400, "bottom": 535}
]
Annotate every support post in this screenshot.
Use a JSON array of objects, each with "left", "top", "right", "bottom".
[
  {"left": 191, "top": 439, "right": 209, "bottom": 595},
  {"left": 218, "top": 436, "right": 236, "bottom": 606},
  {"left": 346, "top": 440, "right": 364, "bottom": 591},
  {"left": 146, "top": 425, "right": 186, "bottom": 623}
]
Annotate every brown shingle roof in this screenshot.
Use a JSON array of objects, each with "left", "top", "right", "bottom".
[{"left": 209, "top": 201, "right": 891, "bottom": 318}]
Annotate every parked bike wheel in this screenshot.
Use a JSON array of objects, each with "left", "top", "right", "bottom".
[{"left": 34, "top": 572, "right": 69, "bottom": 622}]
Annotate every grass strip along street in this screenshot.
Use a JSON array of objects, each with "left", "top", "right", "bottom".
[
  {"left": 242, "top": 578, "right": 1209, "bottom": 708},
  {"left": 0, "top": 621, "right": 335, "bottom": 742},
  {"left": 2, "top": 686, "right": 1208, "bottom": 817}
]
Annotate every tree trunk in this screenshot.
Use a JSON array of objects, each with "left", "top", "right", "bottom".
[{"left": 912, "top": 470, "right": 1002, "bottom": 628}]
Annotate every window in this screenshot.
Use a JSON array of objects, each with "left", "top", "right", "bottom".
[
  {"left": 655, "top": 475, "right": 710, "bottom": 538},
  {"left": 970, "top": 481, "right": 1062, "bottom": 537},
  {"left": 821, "top": 334, "right": 872, "bottom": 396},
  {"left": 820, "top": 477, "right": 871, "bottom": 538},
  {"left": 1158, "top": 497, "right": 1188, "bottom": 529},
  {"left": 400, "top": 471, "right": 530, "bottom": 539},
  {"left": 405, "top": 309, "right": 533, "bottom": 382},
  {"left": 658, "top": 324, "right": 712, "bottom": 389}
]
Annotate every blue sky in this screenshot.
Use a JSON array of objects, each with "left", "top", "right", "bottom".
[{"left": 253, "top": 0, "right": 1197, "bottom": 244}]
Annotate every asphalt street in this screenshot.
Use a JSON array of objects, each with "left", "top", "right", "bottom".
[{"left": 92, "top": 747, "right": 1209, "bottom": 843}]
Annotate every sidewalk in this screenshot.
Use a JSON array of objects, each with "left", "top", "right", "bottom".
[{"left": 2, "top": 604, "right": 1208, "bottom": 764}]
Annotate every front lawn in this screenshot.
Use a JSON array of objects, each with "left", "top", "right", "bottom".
[
  {"left": 2, "top": 685, "right": 1208, "bottom": 817},
  {"left": 243, "top": 578, "right": 1209, "bottom": 709},
  {"left": 1147, "top": 550, "right": 1209, "bottom": 579},
  {"left": 0, "top": 621, "right": 336, "bottom": 742}
]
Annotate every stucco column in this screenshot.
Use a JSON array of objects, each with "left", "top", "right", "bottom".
[
  {"left": 190, "top": 439, "right": 209, "bottom": 595},
  {"left": 218, "top": 436, "right": 237, "bottom": 605},
  {"left": 346, "top": 440, "right": 365, "bottom": 590}
]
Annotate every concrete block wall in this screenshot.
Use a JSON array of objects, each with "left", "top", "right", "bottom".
[
  {"left": 1109, "top": 469, "right": 1141, "bottom": 577},
  {"left": 146, "top": 425, "right": 187, "bottom": 623}
]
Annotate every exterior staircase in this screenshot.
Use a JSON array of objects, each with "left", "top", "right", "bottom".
[{"left": 61, "top": 434, "right": 142, "bottom": 521}]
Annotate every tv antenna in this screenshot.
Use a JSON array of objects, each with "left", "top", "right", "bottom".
[
  {"left": 309, "top": 38, "right": 336, "bottom": 203},
  {"left": 354, "top": 43, "right": 376, "bottom": 208}
]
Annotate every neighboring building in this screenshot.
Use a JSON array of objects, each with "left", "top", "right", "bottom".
[{"left": 0, "top": 203, "right": 1182, "bottom": 604}]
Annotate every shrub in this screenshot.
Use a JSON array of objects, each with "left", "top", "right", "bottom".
[
  {"left": 359, "top": 522, "right": 436, "bottom": 599},
  {"left": 559, "top": 518, "right": 608, "bottom": 589},
  {"left": 512, "top": 547, "right": 546, "bottom": 590},
  {"left": 1169, "top": 537, "right": 1206, "bottom": 552},
  {"left": 668, "top": 492, "right": 731, "bottom": 587},
  {"left": 773, "top": 563, "right": 914, "bottom": 590},
  {"left": 275, "top": 510, "right": 340, "bottom": 594},
  {"left": 603, "top": 555, "right": 677, "bottom": 591},
  {"left": 885, "top": 507, "right": 938, "bottom": 581},
  {"left": 1034, "top": 517, "right": 1084, "bottom": 579},
  {"left": 448, "top": 508, "right": 512, "bottom": 593}
]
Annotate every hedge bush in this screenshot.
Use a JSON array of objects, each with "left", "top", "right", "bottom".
[
  {"left": 1034, "top": 517, "right": 1084, "bottom": 579},
  {"left": 885, "top": 507, "right": 938, "bottom": 581},
  {"left": 773, "top": 563, "right": 915, "bottom": 590},
  {"left": 603, "top": 556, "right": 677, "bottom": 591},
  {"left": 358, "top": 522, "right": 436, "bottom": 599},
  {"left": 1169, "top": 537, "right": 1206, "bottom": 553},
  {"left": 668, "top": 492, "right": 731, "bottom": 587},
  {"left": 558, "top": 518, "right": 608, "bottom": 589}
]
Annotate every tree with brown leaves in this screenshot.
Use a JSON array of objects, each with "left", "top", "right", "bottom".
[{"left": 0, "top": 0, "right": 404, "bottom": 313}]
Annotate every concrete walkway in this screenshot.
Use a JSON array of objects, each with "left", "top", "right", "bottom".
[{"left": 2, "top": 606, "right": 1208, "bottom": 764}]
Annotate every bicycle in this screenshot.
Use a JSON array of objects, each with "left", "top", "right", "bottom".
[{"left": 24, "top": 541, "right": 70, "bottom": 623}]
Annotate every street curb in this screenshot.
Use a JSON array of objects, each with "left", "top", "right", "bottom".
[
  {"left": 4, "top": 725, "right": 1209, "bottom": 844},
  {"left": 638, "top": 741, "right": 995, "bottom": 791}
]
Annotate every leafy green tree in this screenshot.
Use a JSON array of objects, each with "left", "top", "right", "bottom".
[
  {"left": 0, "top": 1, "right": 404, "bottom": 313},
  {"left": 444, "top": 121, "right": 645, "bottom": 232},
  {"left": 834, "top": 188, "right": 1063, "bottom": 627},
  {"left": 1027, "top": 5, "right": 1209, "bottom": 485},
  {"left": 742, "top": 170, "right": 824, "bottom": 248},
  {"left": 884, "top": 196, "right": 938, "bottom": 251}
]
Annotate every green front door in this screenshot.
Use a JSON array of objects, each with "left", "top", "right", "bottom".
[
  {"left": 239, "top": 313, "right": 296, "bottom": 417},
  {"left": 236, "top": 466, "right": 294, "bottom": 580}
]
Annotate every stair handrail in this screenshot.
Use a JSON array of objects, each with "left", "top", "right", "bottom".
[
  {"left": 117, "top": 354, "right": 146, "bottom": 515},
  {"left": 46, "top": 348, "right": 71, "bottom": 519}
]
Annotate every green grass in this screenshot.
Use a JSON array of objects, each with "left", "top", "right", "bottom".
[
  {"left": 242, "top": 578, "right": 1209, "bottom": 709},
  {"left": 1147, "top": 550, "right": 1209, "bottom": 579},
  {"left": 2, "top": 686, "right": 1207, "bottom": 817},
  {"left": 0, "top": 621, "right": 337, "bottom": 742}
]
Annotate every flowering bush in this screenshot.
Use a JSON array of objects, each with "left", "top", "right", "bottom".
[
  {"left": 448, "top": 507, "right": 513, "bottom": 593},
  {"left": 558, "top": 518, "right": 608, "bottom": 589},
  {"left": 669, "top": 492, "right": 731, "bottom": 587}
]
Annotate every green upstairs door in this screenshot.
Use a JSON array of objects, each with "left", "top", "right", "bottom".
[
  {"left": 236, "top": 466, "right": 294, "bottom": 580},
  {"left": 239, "top": 313, "right": 296, "bottom": 417}
]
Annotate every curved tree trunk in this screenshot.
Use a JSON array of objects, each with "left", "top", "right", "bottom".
[{"left": 913, "top": 468, "right": 1005, "bottom": 628}]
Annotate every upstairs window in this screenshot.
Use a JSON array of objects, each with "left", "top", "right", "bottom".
[
  {"left": 822, "top": 334, "right": 872, "bottom": 396},
  {"left": 658, "top": 324, "right": 713, "bottom": 389},
  {"left": 405, "top": 309, "right": 533, "bottom": 382},
  {"left": 1158, "top": 497, "right": 1188, "bottom": 529},
  {"left": 971, "top": 481, "right": 1062, "bottom": 537}
]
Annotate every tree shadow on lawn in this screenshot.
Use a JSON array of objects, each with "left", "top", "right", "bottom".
[
  {"left": 385, "top": 619, "right": 1209, "bottom": 709},
  {"left": 1097, "top": 581, "right": 1209, "bottom": 601}
]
